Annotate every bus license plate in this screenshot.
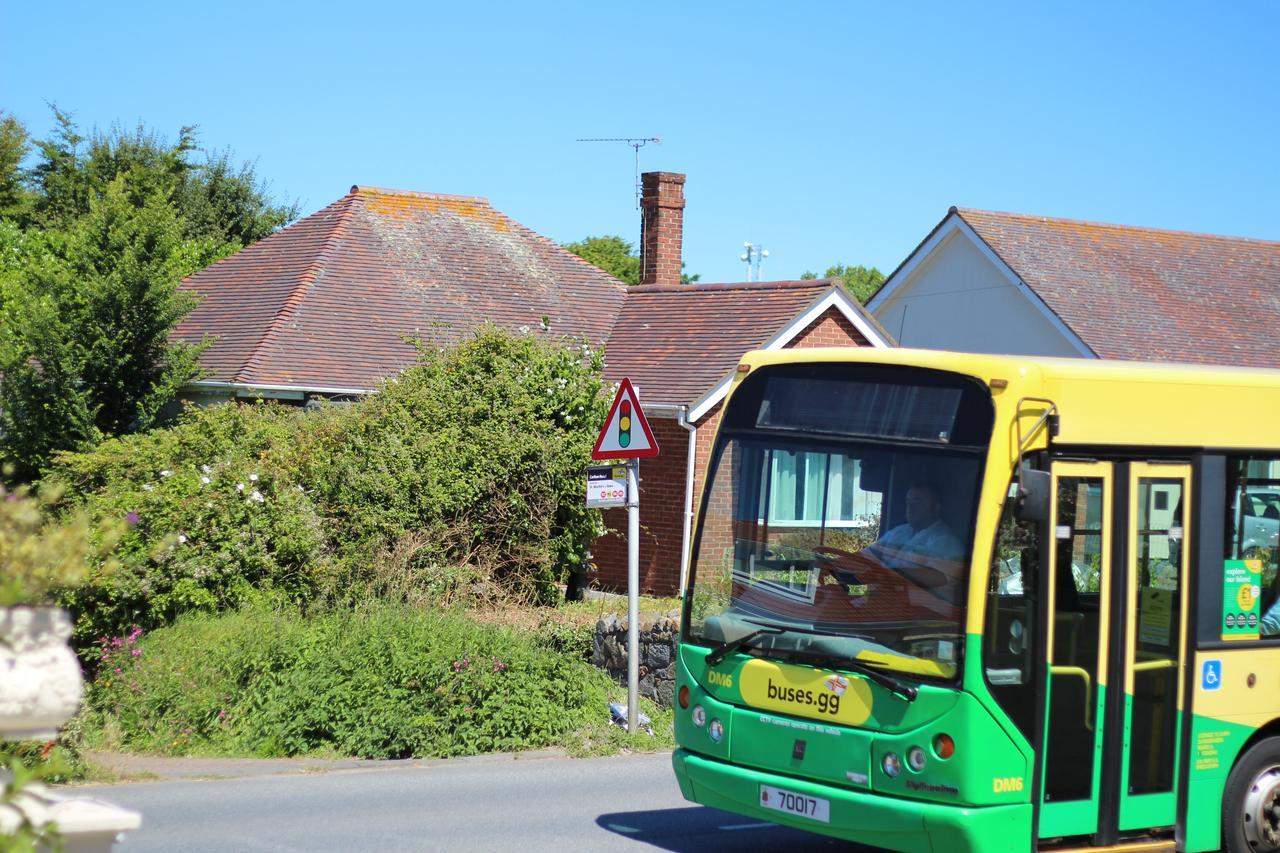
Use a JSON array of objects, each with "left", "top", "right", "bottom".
[{"left": 759, "top": 784, "right": 830, "bottom": 823}]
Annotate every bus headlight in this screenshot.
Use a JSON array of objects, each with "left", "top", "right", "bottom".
[
  {"left": 708, "top": 719, "right": 724, "bottom": 743},
  {"left": 907, "top": 746, "right": 927, "bottom": 772},
  {"left": 691, "top": 705, "right": 706, "bottom": 727},
  {"left": 882, "top": 752, "right": 902, "bottom": 778}
]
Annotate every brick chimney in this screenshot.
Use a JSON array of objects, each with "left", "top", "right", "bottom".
[{"left": 640, "top": 172, "right": 685, "bottom": 286}]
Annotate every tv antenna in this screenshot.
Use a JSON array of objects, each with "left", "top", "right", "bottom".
[{"left": 576, "top": 137, "right": 661, "bottom": 208}]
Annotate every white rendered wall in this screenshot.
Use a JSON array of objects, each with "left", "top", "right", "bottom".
[{"left": 874, "top": 230, "right": 1083, "bottom": 357}]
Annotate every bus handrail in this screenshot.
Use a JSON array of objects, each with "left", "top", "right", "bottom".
[
  {"left": 1049, "top": 664, "right": 1093, "bottom": 731},
  {"left": 1132, "top": 658, "right": 1177, "bottom": 673},
  {"left": 1017, "top": 397, "right": 1059, "bottom": 452}
]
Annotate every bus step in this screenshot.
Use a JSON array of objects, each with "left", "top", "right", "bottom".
[{"left": 1039, "top": 842, "right": 1175, "bottom": 853}]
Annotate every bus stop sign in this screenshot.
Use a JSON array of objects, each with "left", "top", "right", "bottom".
[{"left": 592, "top": 377, "right": 660, "bottom": 460}]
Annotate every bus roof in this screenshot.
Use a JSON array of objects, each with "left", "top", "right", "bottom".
[{"left": 735, "top": 347, "right": 1280, "bottom": 451}]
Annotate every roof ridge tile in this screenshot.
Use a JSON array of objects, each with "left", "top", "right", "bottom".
[
  {"left": 629, "top": 279, "right": 833, "bottom": 294},
  {"left": 956, "top": 207, "right": 1280, "bottom": 247},
  {"left": 351, "top": 185, "right": 491, "bottom": 205}
]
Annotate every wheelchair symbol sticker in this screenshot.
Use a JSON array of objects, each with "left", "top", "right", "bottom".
[{"left": 1202, "top": 660, "right": 1222, "bottom": 691}]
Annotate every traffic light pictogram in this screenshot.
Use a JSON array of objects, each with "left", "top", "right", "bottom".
[{"left": 619, "top": 400, "right": 632, "bottom": 448}]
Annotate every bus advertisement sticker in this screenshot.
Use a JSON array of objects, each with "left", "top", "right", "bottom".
[{"left": 1221, "top": 560, "right": 1262, "bottom": 641}]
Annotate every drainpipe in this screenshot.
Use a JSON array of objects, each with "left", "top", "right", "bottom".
[{"left": 677, "top": 405, "right": 697, "bottom": 596}]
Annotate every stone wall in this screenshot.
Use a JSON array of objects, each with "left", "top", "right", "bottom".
[{"left": 591, "top": 614, "right": 679, "bottom": 708}]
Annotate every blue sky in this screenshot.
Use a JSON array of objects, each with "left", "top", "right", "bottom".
[{"left": 3, "top": 1, "right": 1277, "bottom": 283}]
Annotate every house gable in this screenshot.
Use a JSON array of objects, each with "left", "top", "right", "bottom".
[{"left": 868, "top": 212, "right": 1093, "bottom": 357}]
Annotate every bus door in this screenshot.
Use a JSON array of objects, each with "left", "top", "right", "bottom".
[
  {"left": 1117, "top": 463, "right": 1190, "bottom": 832},
  {"left": 1039, "top": 461, "right": 1114, "bottom": 839}
]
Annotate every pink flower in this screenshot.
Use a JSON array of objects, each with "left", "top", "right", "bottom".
[
  {"left": 113, "top": 667, "right": 122, "bottom": 674},
  {"left": 126, "top": 512, "right": 139, "bottom": 525},
  {"left": 130, "top": 648, "right": 141, "bottom": 658}
]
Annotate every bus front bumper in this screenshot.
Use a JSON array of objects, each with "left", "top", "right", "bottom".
[{"left": 672, "top": 749, "right": 1029, "bottom": 853}]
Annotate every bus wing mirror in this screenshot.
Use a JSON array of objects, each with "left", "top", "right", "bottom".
[{"left": 1015, "top": 468, "right": 1051, "bottom": 522}]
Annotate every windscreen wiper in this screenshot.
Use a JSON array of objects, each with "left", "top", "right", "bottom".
[
  {"left": 847, "top": 658, "right": 919, "bottom": 702},
  {"left": 705, "top": 625, "right": 785, "bottom": 666}
]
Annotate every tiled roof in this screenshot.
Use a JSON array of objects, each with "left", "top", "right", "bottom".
[
  {"left": 173, "top": 186, "right": 627, "bottom": 389},
  {"left": 603, "top": 280, "right": 842, "bottom": 406},
  {"left": 955, "top": 208, "right": 1280, "bottom": 367}
]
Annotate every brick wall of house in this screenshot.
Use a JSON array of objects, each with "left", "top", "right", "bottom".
[
  {"left": 788, "top": 307, "right": 871, "bottom": 348},
  {"left": 589, "top": 305, "right": 872, "bottom": 597}
]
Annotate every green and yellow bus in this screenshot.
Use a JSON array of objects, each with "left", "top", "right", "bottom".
[{"left": 672, "top": 347, "right": 1280, "bottom": 852}]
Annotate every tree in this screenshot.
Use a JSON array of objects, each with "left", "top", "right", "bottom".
[
  {"left": 563, "top": 235, "right": 640, "bottom": 284},
  {"left": 28, "top": 107, "right": 89, "bottom": 230},
  {"left": 564, "top": 234, "right": 700, "bottom": 285},
  {"left": 0, "top": 108, "right": 298, "bottom": 480},
  {"left": 27, "top": 107, "right": 297, "bottom": 245},
  {"left": 800, "top": 263, "right": 886, "bottom": 304},
  {"left": 0, "top": 177, "right": 206, "bottom": 480},
  {"left": 0, "top": 112, "right": 31, "bottom": 221}
]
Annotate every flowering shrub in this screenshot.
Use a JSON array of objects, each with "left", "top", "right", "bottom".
[{"left": 49, "top": 326, "right": 608, "bottom": 647}]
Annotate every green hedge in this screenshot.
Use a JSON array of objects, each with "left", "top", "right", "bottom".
[
  {"left": 84, "top": 604, "right": 614, "bottom": 759},
  {"left": 50, "top": 326, "right": 609, "bottom": 646}
]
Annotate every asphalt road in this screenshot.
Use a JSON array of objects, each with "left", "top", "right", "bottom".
[{"left": 84, "top": 751, "right": 880, "bottom": 852}]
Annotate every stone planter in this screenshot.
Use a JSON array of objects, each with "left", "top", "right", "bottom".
[{"left": 0, "top": 607, "right": 84, "bottom": 742}]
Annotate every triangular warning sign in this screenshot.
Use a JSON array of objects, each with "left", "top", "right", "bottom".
[{"left": 592, "top": 377, "right": 660, "bottom": 460}]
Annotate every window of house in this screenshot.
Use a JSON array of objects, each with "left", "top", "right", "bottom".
[{"left": 761, "top": 450, "right": 882, "bottom": 527}]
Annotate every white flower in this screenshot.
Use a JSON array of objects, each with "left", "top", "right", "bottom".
[
  {"left": 201, "top": 464, "right": 212, "bottom": 474},
  {"left": 142, "top": 483, "right": 155, "bottom": 492},
  {"left": 519, "top": 325, "right": 530, "bottom": 334},
  {"left": 159, "top": 470, "right": 173, "bottom": 478},
  {"left": 200, "top": 476, "right": 211, "bottom": 485},
  {"left": 249, "top": 473, "right": 259, "bottom": 482},
  {"left": 295, "top": 485, "right": 305, "bottom": 492},
  {"left": 249, "top": 490, "right": 265, "bottom": 504},
  {"left": 178, "top": 534, "right": 188, "bottom": 544},
  {"left": 236, "top": 483, "right": 245, "bottom": 493}
]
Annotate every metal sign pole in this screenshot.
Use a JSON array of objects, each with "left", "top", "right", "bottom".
[{"left": 626, "top": 456, "right": 640, "bottom": 734}]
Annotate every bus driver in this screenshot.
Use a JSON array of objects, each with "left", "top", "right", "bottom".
[{"left": 865, "top": 482, "right": 964, "bottom": 569}]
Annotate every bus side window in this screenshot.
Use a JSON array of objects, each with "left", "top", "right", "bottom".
[
  {"left": 984, "top": 491, "right": 1040, "bottom": 739},
  {"left": 1228, "top": 457, "right": 1280, "bottom": 635}
]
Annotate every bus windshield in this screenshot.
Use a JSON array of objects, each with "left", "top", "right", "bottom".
[{"left": 684, "top": 364, "right": 993, "bottom": 683}]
